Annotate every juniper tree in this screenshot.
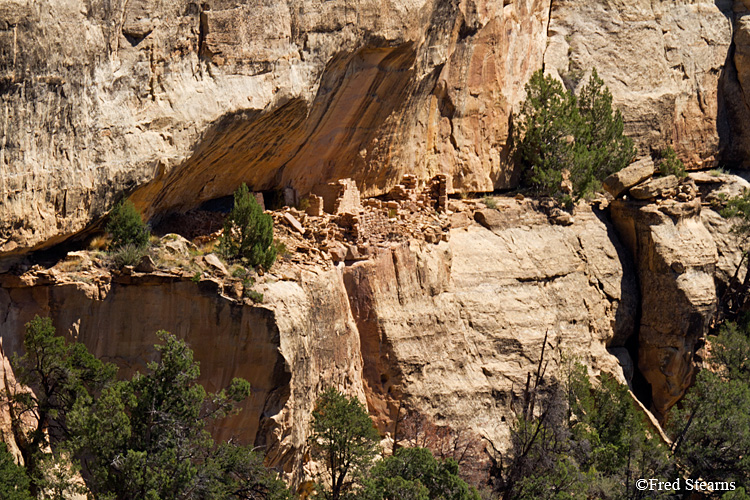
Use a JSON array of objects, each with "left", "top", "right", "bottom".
[
  {"left": 513, "top": 69, "right": 635, "bottom": 203},
  {"left": 106, "top": 199, "right": 150, "bottom": 249},
  {"left": 7, "top": 316, "right": 116, "bottom": 496},
  {"left": 219, "top": 183, "right": 277, "bottom": 270},
  {"left": 69, "top": 331, "right": 289, "bottom": 500}
]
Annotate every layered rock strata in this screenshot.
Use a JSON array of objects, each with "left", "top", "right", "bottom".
[
  {"left": 0, "top": 197, "right": 637, "bottom": 483},
  {"left": 345, "top": 200, "right": 638, "bottom": 448},
  {"left": 0, "top": 0, "right": 736, "bottom": 257}
]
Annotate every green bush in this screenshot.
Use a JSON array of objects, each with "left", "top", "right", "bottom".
[
  {"left": 362, "top": 447, "right": 480, "bottom": 500},
  {"left": 245, "top": 289, "right": 264, "bottom": 303},
  {"left": 482, "top": 195, "right": 498, "bottom": 209},
  {"left": 106, "top": 200, "right": 150, "bottom": 249},
  {"left": 657, "top": 146, "right": 687, "bottom": 178},
  {"left": 513, "top": 69, "right": 635, "bottom": 201},
  {"left": 219, "top": 184, "right": 277, "bottom": 270}
]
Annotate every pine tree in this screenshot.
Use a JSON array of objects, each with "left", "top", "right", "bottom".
[{"left": 308, "top": 388, "right": 380, "bottom": 500}]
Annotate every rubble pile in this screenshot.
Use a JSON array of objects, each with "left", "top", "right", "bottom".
[
  {"left": 603, "top": 157, "right": 698, "bottom": 203},
  {"left": 272, "top": 175, "right": 454, "bottom": 268},
  {"left": 4, "top": 174, "right": 505, "bottom": 308}
]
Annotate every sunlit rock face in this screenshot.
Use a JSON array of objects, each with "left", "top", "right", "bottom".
[
  {"left": 545, "top": 0, "right": 734, "bottom": 168},
  {"left": 0, "top": 0, "right": 551, "bottom": 256},
  {"left": 0, "top": 268, "right": 366, "bottom": 485},
  {"left": 0, "top": 202, "right": 637, "bottom": 482},
  {"left": 0, "top": 0, "right": 736, "bottom": 257}
]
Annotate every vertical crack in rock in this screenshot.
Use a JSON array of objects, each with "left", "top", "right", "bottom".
[{"left": 610, "top": 198, "right": 718, "bottom": 420}]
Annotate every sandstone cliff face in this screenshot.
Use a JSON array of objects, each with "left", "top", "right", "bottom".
[
  {"left": 0, "top": 267, "right": 365, "bottom": 484},
  {"left": 342, "top": 200, "right": 637, "bottom": 450},
  {"left": 0, "top": 0, "right": 551, "bottom": 256},
  {"left": 545, "top": 0, "right": 733, "bottom": 167},
  {"left": 0, "top": 200, "right": 638, "bottom": 481},
  {"left": 0, "top": 0, "right": 737, "bottom": 257},
  {"left": 610, "top": 199, "right": 718, "bottom": 418}
]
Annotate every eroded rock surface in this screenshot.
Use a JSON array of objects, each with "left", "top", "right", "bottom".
[
  {"left": 0, "top": 266, "right": 365, "bottom": 485},
  {"left": 344, "top": 201, "right": 637, "bottom": 449},
  {"left": 610, "top": 199, "right": 718, "bottom": 418},
  {"left": 0, "top": 0, "right": 551, "bottom": 256},
  {"left": 0, "top": 0, "right": 737, "bottom": 257},
  {"left": 0, "top": 198, "right": 638, "bottom": 482},
  {"left": 545, "top": 0, "right": 733, "bottom": 167}
]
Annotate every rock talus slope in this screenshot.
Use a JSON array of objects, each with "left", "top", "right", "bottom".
[{"left": 0, "top": 0, "right": 737, "bottom": 256}]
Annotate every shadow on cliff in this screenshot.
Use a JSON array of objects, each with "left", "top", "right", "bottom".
[
  {"left": 717, "top": 0, "right": 748, "bottom": 167},
  {"left": 592, "top": 206, "right": 652, "bottom": 407},
  {"left": 126, "top": 42, "right": 418, "bottom": 223}
]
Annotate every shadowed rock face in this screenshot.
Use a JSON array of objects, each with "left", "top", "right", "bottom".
[
  {"left": 0, "top": 0, "right": 737, "bottom": 257},
  {"left": 0, "top": 269, "right": 365, "bottom": 484},
  {"left": 610, "top": 199, "right": 718, "bottom": 419}
]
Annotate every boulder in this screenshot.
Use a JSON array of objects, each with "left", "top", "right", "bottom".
[
  {"left": 204, "top": 253, "right": 229, "bottom": 276},
  {"left": 135, "top": 255, "right": 157, "bottom": 273},
  {"left": 283, "top": 213, "right": 306, "bottom": 235},
  {"left": 629, "top": 175, "right": 679, "bottom": 200},
  {"left": 603, "top": 158, "right": 656, "bottom": 198}
]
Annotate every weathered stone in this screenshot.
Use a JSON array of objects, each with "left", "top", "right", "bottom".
[
  {"left": 283, "top": 213, "right": 306, "bottom": 235},
  {"left": 473, "top": 209, "right": 506, "bottom": 231},
  {"left": 135, "top": 255, "right": 157, "bottom": 273},
  {"left": 162, "top": 234, "right": 197, "bottom": 256},
  {"left": 691, "top": 171, "right": 750, "bottom": 205},
  {"left": 328, "top": 244, "right": 347, "bottom": 262},
  {"left": 603, "top": 158, "right": 656, "bottom": 198},
  {"left": 343, "top": 205, "right": 636, "bottom": 453},
  {"left": 610, "top": 199, "right": 717, "bottom": 419},
  {"left": 315, "top": 179, "right": 363, "bottom": 215},
  {"left": 550, "top": 209, "right": 574, "bottom": 226},
  {"left": 204, "top": 253, "right": 229, "bottom": 276},
  {"left": 305, "top": 195, "right": 324, "bottom": 217},
  {"left": 629, "top": 175, "right": 679, "bottom": 200},
  {"left": 0, "top": 0, "right": 735, "bottom": 257},
  {"left": 0, "top": 267, "right": 365, "bottom": 487}
]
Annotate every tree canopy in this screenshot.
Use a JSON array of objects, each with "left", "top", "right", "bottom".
[
  {"left": 513, "top": 69, "right": 635, "bottom": 203},
  {"left": 308, "top": 387, "right": 380, "bottom": 500},
  {"left": 6, "top": 317, "right": 290, "bottom": 500}
]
